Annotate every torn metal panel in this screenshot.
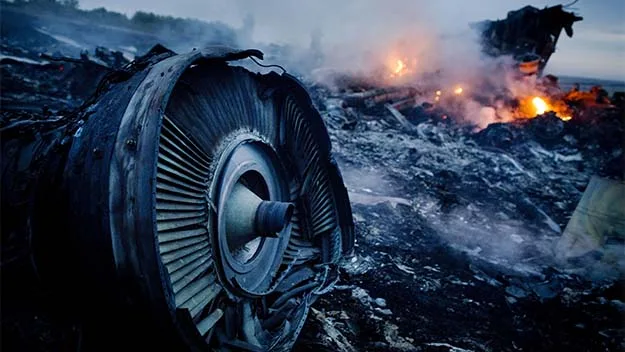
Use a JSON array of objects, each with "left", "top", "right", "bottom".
[
  {"left": 474, "top": 3, "right": 583, "bottom": 75},
  {"left": 557, "top": 176, "right": 625, "bottom": 259}
]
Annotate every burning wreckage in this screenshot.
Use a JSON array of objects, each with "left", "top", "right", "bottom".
[
  {"left": 328, "top": 3, "right": 617, "bottom": 130},
  {"left": 1, "top": 2, "right": 625, "bottom": 352}
]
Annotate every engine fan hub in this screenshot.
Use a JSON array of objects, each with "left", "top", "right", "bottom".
[{"left": 211, "top": 136, "right": 292, "bottom": 296}]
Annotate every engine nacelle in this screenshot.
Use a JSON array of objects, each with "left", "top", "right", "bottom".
[{"left": 1, "top": 46, "right": 354, "bottom": 351}]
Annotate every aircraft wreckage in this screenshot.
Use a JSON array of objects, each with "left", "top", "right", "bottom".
[
  {"left": 474, "top": 1, "right": 583, "bottom": 75},
  {"left": 1, "top": 45, "right": 354, "bottom": 351},
  {"left": 2, "top": 2, "right": 623, "bottom": 351}
]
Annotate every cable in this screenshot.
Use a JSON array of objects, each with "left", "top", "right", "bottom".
[
  {"left": 248, "top": 56, "right": 286, "bottom": 74},
  {"left": 563, "top": 0, "right": 579, "bottom": 8}
]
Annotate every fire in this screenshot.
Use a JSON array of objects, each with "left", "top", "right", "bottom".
[
  {"left": 520, "top": 96, "right": 572, "bottom": 121},
  {"left": 394, "top": 59, "right": 406, "bottom": 75},
  {"left": 532, "top": 97, "right": 548, "bottom": 115},
  {"left": 432, "top": 86, "right": 463, "bottom": 102},
  {"left": 385, "top": 55, "right": 415, "bottom": 79}
]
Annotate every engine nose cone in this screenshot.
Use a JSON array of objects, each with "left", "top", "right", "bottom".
[
  {"left": 224, "top": 182, "right": 294, "bottom": 248},
  {"left": 255, "top": 200, "right": 294, "bottom": 237}
]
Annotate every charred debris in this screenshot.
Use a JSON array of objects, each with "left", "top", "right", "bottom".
[
  {"left": 474, "top": 1, "right": 584, "bottom": 76},
  {"left": 294, "top": 4, "right": 624, "bottom": 351},
  {"left": 1, "top": 1, "right": 625, "bottom": 352}
]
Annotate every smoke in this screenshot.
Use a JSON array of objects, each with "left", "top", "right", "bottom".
[
  {"left": 65, "top": 0, "right": 545, "bottom": 126},
  {"left": 223, "top": 0, "right": 484, "bottom": 82},
  {"left": 420, "top": 200, "right": 557, "bottom": 277},
  {"left": 22, "top": 0, "right": 536, "bottom": 125},
  {"left": 223, "top": 0, "right": 551, "bottom": 130}
]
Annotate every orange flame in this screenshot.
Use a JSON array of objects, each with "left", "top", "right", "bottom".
[
  {"left": 386, "top": 55, "right": 415, "bottom": 80},
  {"left": 394, "top": 59, "right": 406, "bottom": 75},
  {"left": 520, "top": 96, "right": 572, "bottom": 121},
  {"left": 532, "top": 97, "right": 548, "bottom": 115}
]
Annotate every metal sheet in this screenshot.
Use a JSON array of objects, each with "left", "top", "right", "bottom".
[{"left": 557, "top": 176, "right": 625, "bottom": 259}]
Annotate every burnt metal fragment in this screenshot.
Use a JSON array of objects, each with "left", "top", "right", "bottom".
[{"left": 474, "top": 3, "right": 583, "bottom": 75}]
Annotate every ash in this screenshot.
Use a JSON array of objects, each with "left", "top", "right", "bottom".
[
  {"left": 292, "top": 83, "right": 624, "bottom": 351},
  {"left": 2, "top": 3, "right": 624, "bottom": 352}
]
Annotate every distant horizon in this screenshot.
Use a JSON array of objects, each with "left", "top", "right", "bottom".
[
  {"left": 4, "top": 0, "right": 623, "bottom": 82},
  {"left": 545, "top": 71, "right": 625, "bottom": 83},
  {"left": 550, "top": 74, "right": 625, "bottom": 84}
]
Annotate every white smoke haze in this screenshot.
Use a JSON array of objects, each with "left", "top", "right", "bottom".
[
  {"left": 71, "top": 0, "right": 554, "bottom": 129},
  {"left": 225, "top": 0, "right": 551, "bottom": 131},
  {"left": 426, "top": 204, "right": 556, "bottom": 276},
  {"left": 223, "top": 0, "right": 486, "bottom": 86}
]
